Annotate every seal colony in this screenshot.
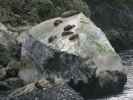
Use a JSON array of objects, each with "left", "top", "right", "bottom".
[{"left": 15, "top": 12, "right": 127, "bottom": 99}]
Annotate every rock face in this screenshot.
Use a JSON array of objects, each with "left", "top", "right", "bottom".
[
  {"left": 7, "top": 79, "right": 84, "bottom": 100},
  {"left": 21, "top": 13, "right": 127, "bottom": 97},
  {"left": 0, "top": 23, "right": 15, "bottom": 66},
  {"left": 0, "top": 23, "right": 25, "bottom": 96},
  {"left": 0, "top": 23, "right": 22, "bottom": 67}
]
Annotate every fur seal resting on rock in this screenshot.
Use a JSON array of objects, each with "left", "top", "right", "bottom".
[{"left": 20, "top": 13, "right": 127, "bottom": 97}]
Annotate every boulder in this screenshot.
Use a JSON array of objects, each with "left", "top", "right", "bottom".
[
  {"left": 18, "top": 57, "right": 42, "bottom": 84},
  {"left": 0, "top": 23, "right": 7, "bottom": 31},
  {"left": 21, "top": 13, "right": 127, "bottom": 96}
]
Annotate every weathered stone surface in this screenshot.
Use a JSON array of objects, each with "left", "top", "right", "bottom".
[
  {"left": 0, "top": 81, "right": 11, "bottom": 91},
  {"left": 17, "top": 57, "right": 42, "bottom": 84},
  {"left": 7, "top": 79, "right": 84, "bottom": 100},
  {"left": 4, "top": 78, "right": 24, "bottom": 89},
  {"left": 0, "top": 68, "right": 6, "bottom": 80},
  {"left": 0, "top": 23, "right": 7, "bottom": 31},
  {"left": 5, "top": 60, "right": 20, "bottom": 78},
  {"left": 0, "top": 23, "right": 23, "bottom": 66},
  {"left": 21, "top": 13, "right": 127, "bottom": 96},
  {"left": 21, "top": 34, "right": 96, "bottom": 84}
]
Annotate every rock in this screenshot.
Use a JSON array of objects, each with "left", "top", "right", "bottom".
[
  {"left": 5, "top": 78, "right": 24, "bottom": 89},
  {"left": 0, "top": 23, "right": 22, "bottom": 66},
  {"left": 21, "top": 13, "right": 127, "bottom": 97},
  {"left": 8, "top": 79, "right": 84, "bottom": 100},
  {"left": 0, "top": 65, "right": 3, "bottom": 69},
  {"left": 0, "top": 68, "right": 6, "bottom": 80},
  {"left": 18, "top": 58, "right": 42, "bottom": 84},
  {"left": 32, "top": 0, "right": 55, "bottom": 20},
  {"left": 5, "top": 60, "right": 20, "bottom": 78},
  {"left": 0, "top": 44, "right": 11, "bottom": 66},
  {"left": 97, "top": 70, "right": 127, "bottom": 90},
  {"left": 0, "top": 23, "right": 7, "bottom": 31},
  {"left": 21, "top": 34, "right": 96, "bottom": 84},
  {"left": 0, "top": 81, "right": 11, "bottom": 91},
  {"left": 0, "top": 78, "right": 24, "bottom": 96},
  {"left": 9, "top": 79, "right": 54, "bottom": 97}
]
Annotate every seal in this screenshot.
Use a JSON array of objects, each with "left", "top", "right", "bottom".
[
  {"left": 48, "top": 35, "right": 57, "bottom": 43},
  {"left": 64, "top": 25, "right": 76, "bottom": 31},
  {"left": 35, "top": 81, "right": 43, "bottom": 89},
  {"left": 54, "top": 19, "right": 63, "bottom": 26},
  {"left": 69, "top": 34, "right": 79, "bottom": 41},
  {"left": 62, "top": 31, "right": 74, "bottom": 36}
]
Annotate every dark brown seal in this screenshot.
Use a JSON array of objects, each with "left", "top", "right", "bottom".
[
  {"left": 48, "top": 35, "right": 57, "bottom": 43},
  {"left": 64, "top": 25, "right": 76, "bottom": 31},
  {"left": 54, "top": 19, "right": 63, "bottom": 26},
  {"left": 35, "top": 81, "right": 43, "bottom": 89},
  {"left": 69, "top": 34, "right": 79, "bottom": 41},
  {"left": 62, "top": 31, "right": 74, "bottom": 36}
]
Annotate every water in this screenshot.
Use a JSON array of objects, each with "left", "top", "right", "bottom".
[{"left": 95, "top": 50, "right": 133, "bottom": 100}]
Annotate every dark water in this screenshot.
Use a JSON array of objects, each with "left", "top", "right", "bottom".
[{"left": 94, "top": 50, "right": 133, "bottom": 100}]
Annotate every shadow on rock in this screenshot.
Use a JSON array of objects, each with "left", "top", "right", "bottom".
[{"left": 68, "top": 70, "right": 127, "bottom": 99}]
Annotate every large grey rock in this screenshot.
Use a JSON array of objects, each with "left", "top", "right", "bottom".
[
  {"left": 21, "top": 34, "right": 96, "bottom": 84},
  {"left": 21, "top": 13, "right": 127, "bottom": 96}
]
